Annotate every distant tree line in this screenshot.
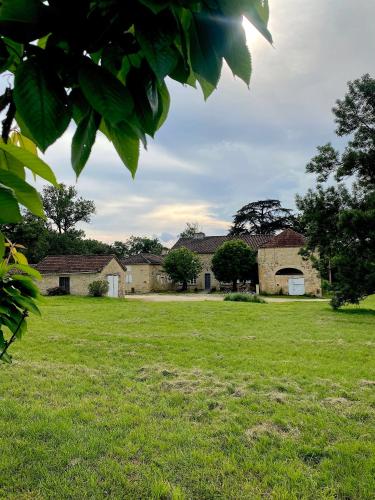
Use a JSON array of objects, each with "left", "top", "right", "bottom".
[{"left": 1, "top": 184, "right": 165, "bottom": 263}]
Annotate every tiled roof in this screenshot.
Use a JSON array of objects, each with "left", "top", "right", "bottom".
[
  {"left": 35, "top": 255, "right": 125, "bottom": 274},
  {"left": 121, "top": 253, "right": 164, "bottom": 265},
  {"left": 172, "top": 234, "right": 272, "bottom": 254},
  {"left": 260, "top": 229, "right": 306, "bottom": 248}
]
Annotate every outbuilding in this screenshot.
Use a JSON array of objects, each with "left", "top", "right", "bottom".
[{"left": 35, "top": 255, "right": 126, "bottom": 297}]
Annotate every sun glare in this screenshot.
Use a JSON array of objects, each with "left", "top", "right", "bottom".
[{"left": 242, "top": 17, "right": 260, "bottom": 46}]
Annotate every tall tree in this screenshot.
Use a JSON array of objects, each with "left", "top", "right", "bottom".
[
  {"left": 113, "top": 236, "right": 163, "bottom": 258},
  {"left": 297, "top": 74, "right": 375, "bottom": 308},
  {"left": 42, "top": 184, "right": 95, "bottom": 234},
  {"left": 163, "top": 247, "right": 202, "bottom": 291},
  {"left": 229, "top": 199, "right": 298, "bottom": 235},
  {"left": 211, "top": 240, "right": 257, "bottom": 291},
  {"left": 179, "top": 222, "right": 201, "bottom": 239}
]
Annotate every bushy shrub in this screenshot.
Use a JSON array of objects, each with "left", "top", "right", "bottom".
[
  {"left": 47, "top": 286, "right": 69, "bottom": 296},
  {"left": 88, "top": 280, "right": 109, "bottom": 297},
  {"left": 224, "top": 293, "right": 266, "bottom": 303}
]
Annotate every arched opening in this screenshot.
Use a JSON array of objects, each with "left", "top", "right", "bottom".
[{"left": 275, "top": 268, "right": 303, "bottom": 276}]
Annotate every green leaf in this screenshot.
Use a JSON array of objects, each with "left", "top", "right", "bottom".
[
  {"left": 0, "top": 0, "right": 49, "bottom": 43},
  {"left": 0, "top": 149, "right": 25, "bottom": 179},
  {"left": 0, "top": 350, "right": 12, "bottom": 364},
  {"left": 11, "top": 275, "right": 40, "bottom": 299},
  {"left": 79, "top": 61, "right": 134, "bottom": 126},
  {"left": 14, "top": 58, "right": 71, "bottom": 152},
  {"left": 0, "top": 183, "right": 22, "bottom": 223},
  {"left": 138, "top": 0, "right": 169, "bottom": 14},
  {"left": 189, "top": 14, "right": 222, "bottom": 88},
  {"left": 0, "top": 142, "right": 57, "bottom": 185},
  {"left": 223, "top": 21, "right": 252, "bottom": 85},
  {"left": 104, "top": 121, "right": 140, "bottom": 178},
  {"left": 0, "top": 169, "right": 44, "bottom": 216},
  {"left": 7, "top": 263, "right": 41, "bottom": 280},
  {"left": 135, "top": 14, "right": 179, "bottom": 80},
  {"left": 196, "top": 75, "right": 215, "bottom": 100},
  {"left": 71, "top": 109, "right": 100, "bottom": 177},
  {"left": 157, "top": 81, "right": 170, "bottom": 130}
]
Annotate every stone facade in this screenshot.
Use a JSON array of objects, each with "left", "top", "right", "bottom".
[
  {"left": 38, "top": 258, "right": 126, "bottom": 297},
  {"left": 257, "top": 247, "right": 321, "bottom": 296},
  {"left": 125, "top": 264, "right": 173, "bottom": 293}
]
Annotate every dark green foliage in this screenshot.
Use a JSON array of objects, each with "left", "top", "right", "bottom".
[
  {"left": 113, "top": 236, "right": 164, "bottom": 258},
  {"left": 0, "top": 0, "right": 272, "bottom": 225},
  {"left": 229, "top": 199, "right": 300, "bottom": 235},
  {"left": 224, "top": 292, "right": 265, "bottom": 303},
  {"left": 179, "top": 222, "right": 201, "bottom": 238},
  {"left": 46, "top": 286, "right": 68, "bottom": 296},
  {"left": 297, "top": 74, "right": 375, "bottom": 308},
  {"left": 211, "top": 239, "right": 257, "bottom": 291},
  {"left": 88, "top": 280, "right": 109, "bottom": 297},
  {"left": 42, "top": 184, "right": 95, "bottom": 234},
  {"left": 163, "top": 247, "right": 202, "bottom": 291}
]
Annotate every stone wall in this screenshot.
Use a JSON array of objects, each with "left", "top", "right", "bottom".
[
  {"left": 191, "top": 254, "right": 220, "bottom": 291},
  {"left": 257, "top": 247, "right": 321, "bottom": 296},
  {"left": 124, "top": 264, "right": 173, "bottom": 293},
  {"left": 38, "top": 258, "right": 126, "bottom": 297}
]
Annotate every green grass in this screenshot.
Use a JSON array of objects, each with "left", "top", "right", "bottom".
[{"left": 1, "top": 296, "right": 375, "bottom": 499}]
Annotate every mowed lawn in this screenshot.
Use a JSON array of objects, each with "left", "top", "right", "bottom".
[{"left": 1, "top": 297, "right": 375, "bottom": 499}]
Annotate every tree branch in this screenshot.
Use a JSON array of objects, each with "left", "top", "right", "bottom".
[{"left": 0, "top": 310, "right": 28, "bottom": 362}]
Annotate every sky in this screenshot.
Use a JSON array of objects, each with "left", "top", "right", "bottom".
[{"left": 40, "top": 0, "right": 375, "bottom": 246}]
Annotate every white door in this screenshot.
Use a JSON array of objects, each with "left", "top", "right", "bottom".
[
  {"left": 107, "top": 275, "right": 119, "bottom": 297},
  {"left": 288, "top": 277, "right": 305, "bottom": 295}
]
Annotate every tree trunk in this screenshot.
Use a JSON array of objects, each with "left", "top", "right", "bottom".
[
  {"left": 232, "top": 279, "right": 237, "bottom": 292},
  {"left": 182, "top": 281, "right": 187, "bottom": 291}
]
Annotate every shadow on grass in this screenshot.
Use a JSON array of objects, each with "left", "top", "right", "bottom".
[{"left": 335, "top": 308, "right": 375, "bottom": 317}]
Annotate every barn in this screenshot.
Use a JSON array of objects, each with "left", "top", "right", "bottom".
[{"left": 35, "top": 255, "right": 126, "bottom": 297}]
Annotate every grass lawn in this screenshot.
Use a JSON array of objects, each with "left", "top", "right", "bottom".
[{"left": 1, "top": 296, "right": 375, "bottom": 499}]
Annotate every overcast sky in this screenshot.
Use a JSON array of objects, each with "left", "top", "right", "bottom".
[{"left": 41, "top": 0, "right": 375, "bottom": 245}]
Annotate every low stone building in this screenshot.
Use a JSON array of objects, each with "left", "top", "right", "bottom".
[
  {"left": 121, "top": 253, "right": 172, "bottom": 293},
  {"left": 172, "top": 233, "right": 270, "bottom": 292},
  {"left": 35, "top": 255, "right": 126, "bottom": 297},
  {"left": 257, "top": 230, "right": 321, "bottom": 296},
  {"left": 172, "top": 229, "right": 322, "bottom": 296}
]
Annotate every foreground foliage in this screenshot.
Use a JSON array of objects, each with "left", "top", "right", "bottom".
[
  {"left": 0, "top": 296, "right": 374, "bottom": 498},
  {"left": 0, "top": 237, "right": 41, "bottom": 364},
  {"left": 0, "top": 0, "right": 272, "bottom": 228}
]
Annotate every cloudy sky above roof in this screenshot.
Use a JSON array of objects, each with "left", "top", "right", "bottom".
[{"left": 42, "top": 0, "right": 375, "bottom": 245}]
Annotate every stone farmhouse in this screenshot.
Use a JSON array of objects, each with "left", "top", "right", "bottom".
[
  {"left": 35, "top": 229, "right": 321, "bottom": 297},
  {"left": 35, "top": 255, "right": 126, "bottom": 297},
  {"left": 172, "top": 228, "right": 322, "bottom": 296}
]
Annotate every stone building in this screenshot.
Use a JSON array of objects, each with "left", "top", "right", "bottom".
[
  {"left": 35, "top": 255, "right": 126, "bottom": 297},
  {"left": 172, "top": 229, "right": 322, "bottom": 296},
  {"left": 257, "top": 230, "right": 321, "bottom": 296},
  {"left": 121, "top": 253, "right": 172, "bottom": 294}
]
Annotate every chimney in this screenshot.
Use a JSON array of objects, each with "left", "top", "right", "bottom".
[{"left": 193, "top": 232, "right": 206, "bottom": 239}]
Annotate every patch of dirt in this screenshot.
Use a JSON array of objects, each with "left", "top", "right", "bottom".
[
  {"left": 359, "top": 379, "right": 375, "bottom": 387},
  {"left": 245, "top": 422, "right": 299, "bottom": 440},
  {"left": 323, "top": 396, "right": 351, "bottom": 406},
  {"left": 267, "top": 391, "right": 287, "bottom": 403}
]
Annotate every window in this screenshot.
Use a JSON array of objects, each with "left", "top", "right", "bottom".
[
  {"left": 126, "top": 274, "right": 133, "bottom": 284},
  {"left": 59, "top": 276, "right": 70, "bottom": 293}
]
